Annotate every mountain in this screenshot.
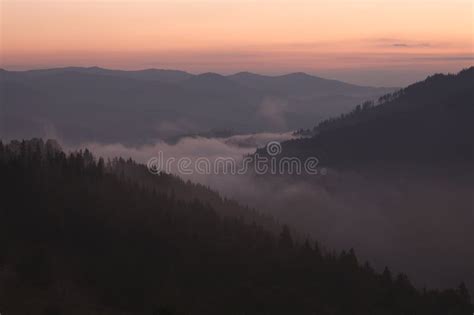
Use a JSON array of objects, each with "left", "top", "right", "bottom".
[
  {"left": 180, "top": 72, "right": 250, "bottom": 94},
  {"left": 0, "top": 139, "right": 471, "bottom": 314},
  {"left": 253, "top": 67, "right": 474, "bottom": 295},
  {"left": 228, "top": 71, "right": 392, "bottom": 98},
  {"left": 0, "top": 67, "right": 395, "bottom": 145},
  {"left": 0, "top": 66, "right": 193, "bottom": 83},
  {"left": 0, "top": 70, "right": 256, "bottom": 145},
  {"left": 278, "top": 67, "right": 474, "bottom": 167}
]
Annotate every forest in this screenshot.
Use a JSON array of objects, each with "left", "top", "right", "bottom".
[
  {"left": 0, "top": 139, "right": 471, "bottom": 314},
  {"left": 281, "top": 67, "right": 474, "bottom": 167}
]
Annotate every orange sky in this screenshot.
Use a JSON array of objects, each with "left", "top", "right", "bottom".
[{"left": 0, "top": 0, "right": 472, "bottom": 85}]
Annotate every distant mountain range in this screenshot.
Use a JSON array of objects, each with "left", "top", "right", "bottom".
[{"left": 0, "top": 67, "right": 394, "bottom": 145}]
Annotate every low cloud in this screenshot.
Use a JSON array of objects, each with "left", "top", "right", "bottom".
[
  {"left": 71, "top": 131, "right": 297, "bottom": 165},
  {"left": 69, "top": 133, "right": 474, "bottom": 292},
  {"left": 392, "top": 42, "right": 430, "bottom": 48}
]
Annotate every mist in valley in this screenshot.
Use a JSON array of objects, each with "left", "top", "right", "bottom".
[{"left": 72, "top": 132, "right": 474, "bottom": 293}]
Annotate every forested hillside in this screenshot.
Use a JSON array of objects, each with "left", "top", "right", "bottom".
[
  {"left": 106, "top": 155, "right": 280, "bottom": 234},
  {"left": 0, "top": 139, "right": 471, "bottom": 314},
  {"left": 282, "top": 67, "right": 474, "bottom": 167}
]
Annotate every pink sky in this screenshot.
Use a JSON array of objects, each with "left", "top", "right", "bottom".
[{"left": 1, "top": 0, "right": 472, "bottom": 85}]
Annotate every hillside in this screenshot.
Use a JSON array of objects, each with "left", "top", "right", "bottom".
[
  {"left": 0, "top": 139, "right": 471, "bottom": 314},
  {"left": 251, "top": 67, "right": 474, "bottom": 294},
  {"left": 280, "top": 67, "right": 474, "bottom": 167}
]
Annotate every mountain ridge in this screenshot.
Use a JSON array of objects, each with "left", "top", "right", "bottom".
[
  {"left": 0, "top": 66, "right": 397, "bottom": 89},
  {"left": 0, "top": 66, "right": 395, "bottom": 144}
]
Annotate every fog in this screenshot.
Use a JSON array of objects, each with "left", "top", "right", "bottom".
[
  {"left": 73, "top": 133, "right": 474, "bottom": 292},
  {"left": 71, "top": 132, "right": 296, "bottom": 164}
]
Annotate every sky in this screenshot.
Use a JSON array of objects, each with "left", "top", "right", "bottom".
[{"left": 1, "top": 0, "right": 473, "bottom": 86}]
